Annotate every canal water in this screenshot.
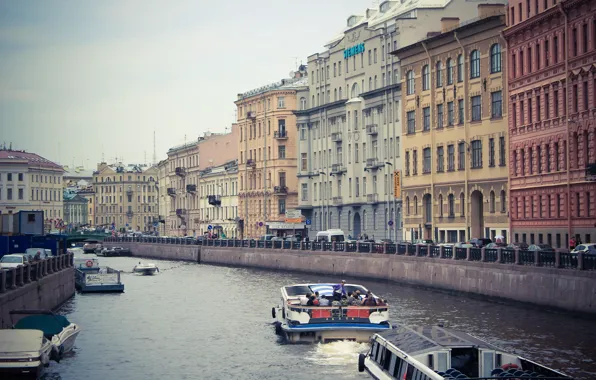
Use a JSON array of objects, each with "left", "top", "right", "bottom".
[{"left": 42, "top": 253, "right": 596, "bottom": 380}]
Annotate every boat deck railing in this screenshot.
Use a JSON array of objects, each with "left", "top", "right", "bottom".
[
  {"left": 0, "top": 253, "right": 74, "bottom": 294},
  {"left": 288, "top": 304, "right": 388, "bottom": 319}
]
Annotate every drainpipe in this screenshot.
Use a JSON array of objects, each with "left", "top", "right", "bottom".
[
  {"left": 421, "top": 41, "right": 435, "bottom": 242},
  {"left": 559, "top": 3, "right": 572, "bottom": 243},
  {"left": 500, "top": 30, "right": 511, "bottom": 242},
  {"left": 263, "top": 92, "right": 268, "bottom": 235},
  {"left": 454, "top": 31, "right": 469, "bottom": 241}
]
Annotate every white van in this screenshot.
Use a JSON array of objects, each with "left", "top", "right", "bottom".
[{"left": 315, "top": 229, "right": 346, "bottom": 242}]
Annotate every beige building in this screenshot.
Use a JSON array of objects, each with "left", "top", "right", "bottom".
[
  {"left": 235, "top": 73, "right": 306, "bottom": 239},
  {"left": 296, "top": 0, "right": 505, "bottom": 241},
  {"left": 92, "top": 162, "right": 159, "bottom": 231},
  {"left": 0, "top": 149, "right": 65, "bottom": 231},
  {"left": 157, "top": 159, "right": 169, "bottom": 235},
  {"left": 196, "top": 160, "right": 239, "bottom": 238},
  {"left": 163, "top": 128, "right": 239, "bottom": 236},
  {"left": 392, "top": 6, "right": 509, "bottom": 243}
]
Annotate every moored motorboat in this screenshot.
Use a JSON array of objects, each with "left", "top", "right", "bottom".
[
  {"left": 0, "top": 329, "right": 55, "bottom": 379},
  {"left": 75, "top": 266, "right": 124, "bottom": 293},
  {"left": 358, "top": 323, "right": 576, "bottom": 379},
  {"left": 74, "top": 257, "right": 100, "bottom": 273},
  {"left": 11, "top": 310, "right": 81, "bottom": 359},
  {"left": 272, "top": 282, "right": 390, "bottom": 344},
  {"left": 132, "top": 262, "right": 159, "bottom": 275}
]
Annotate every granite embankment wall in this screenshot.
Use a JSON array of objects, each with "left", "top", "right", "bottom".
[
  {"left": 119, "top": 242, "right": 596, "bottom": 314},
  {"left": 0, "top": 254, "right": 75, "bottom": 328}
]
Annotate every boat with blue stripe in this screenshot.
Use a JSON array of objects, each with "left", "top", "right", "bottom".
[{"left": 272, "top": 282, "right": 391, "bottom": 344}]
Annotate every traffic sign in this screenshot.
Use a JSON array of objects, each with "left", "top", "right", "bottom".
[
  {"left": 126, "top": 224, "right": 129, "bottom": 227},
  {"left": 208, "top": 225, "right": 213, "bottom": 230},
  {"left": 153, "top": 222, "right": 159, "bottom": 227},
  {"left": 305, "top": 219, "right": 311, "bottom": 225},
  {"left": 259, "top": 222, "right": 263, "bottom": 227},
  {"left": 388, "top": 220, "right": 394, "bottom": 226}
]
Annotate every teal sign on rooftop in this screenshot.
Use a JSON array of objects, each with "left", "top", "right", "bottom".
[{"left": 344, "top": 43, "right": 365, "bottom": 59}]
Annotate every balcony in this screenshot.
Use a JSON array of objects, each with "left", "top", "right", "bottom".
[
  {"left": 126, "top": 189, "right": 133, "bottom": 196},
  {"left": 332, "top": 196, "right": 343, "bottom": 206},
  {"left": 126, "top": 211, "right": 134, "bottom": 218},
  {"left": 246, "top": 159, "right": 256, "bottom": 168},
  {"left": 176, "top": 209, "right": 186, "bottom": 217},
  {"left": 175, "top": 167, "right": 186, "bottom": 177},
  {"left": 331, "top": 163, "right": 347, "bottom": 175},
  {"left": 186, "top": 184, "right": 197, "bottom": 193},
  {"left": 367, "top": 194, "right": 379, "bottom": 204},
  {"left": 274, "top": 130, "right": 288, "bottom": 139},
  {"left": 365, "top": 158, "right": 383, "bottom": 170},
  {"left": 246, "top": 111, "right": 256, "bottom": 119},
  {"left": 331, "top": 132, "right": 342, "bottom": 142},
  {"left": 274, "top": 185, "right": 288, "bottom": 195},
  {"left": 366, "top": 124, "right": 378, "bottom": 135},
  {"left": 208, "top": 195, "right": 221, "bottom": 206},
  {"left": 167, "top": 188, "right": 176, "bottom": 197}
]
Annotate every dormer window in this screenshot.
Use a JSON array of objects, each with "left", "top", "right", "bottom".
[
  {"left": 348, "top": 16, "right": 357, "bottom": 27},
  {"left": 380, "top": 1, "right": 391, "bottom": 12}
]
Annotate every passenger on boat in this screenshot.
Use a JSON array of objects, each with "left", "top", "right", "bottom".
[
  {"left": 347, "top": 292, "right": 361, "bottom": 306},
  {"left": 306, "top": 295, "right": 317, "bottom": 306},
  {"left": 376, "top": 298, "right": 387, "bottom": 306},
  {"left": 318, "top": 295, "right": 330, "bottom": 306},
  {"left": 300, "top": 293, "right": 312, "bottom": 305},
  {"left": 332, "top": 280, "right": 347, "bottom": 300},
  {"left": 362, "top": 291, "right": 378, "bottom": 306}
]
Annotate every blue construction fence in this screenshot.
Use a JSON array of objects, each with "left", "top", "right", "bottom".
[{"left": 0, "top": 234, "right": 69, "bottom": 258}]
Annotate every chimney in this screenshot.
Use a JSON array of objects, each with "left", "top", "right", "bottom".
[
  {"left": 440, "top": 17, "right": 460, "bottom": 33},
  {"left": 477, "top": 3, "right": 506, "bottom": 18}
]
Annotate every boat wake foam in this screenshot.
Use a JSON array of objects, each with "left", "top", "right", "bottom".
[{"left": 306, "top": 340, "right": 370, "bottom": 367}]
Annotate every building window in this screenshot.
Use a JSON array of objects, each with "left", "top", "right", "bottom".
[
  {"left": 471, "top": 140, "right": 482, "bottom": 168},
  {"left": 490, "top": 44, "right": 502, "bottom": 73},
  {"left": 458, "top": 142, "right": 465, "bottom": 170},
  {"left": 7, "top": 173, "right": 12, "bottom": 181},
  {"left": 277, "top": 96, "right": 285, "bottom": 108},
  {"left": 278, "top": 145, "right": 286, "bottom": 159},
  {"left": 490, "top": 191, "right": 496, "bottom": 213},
  {"left": 423, "top": 148, "right": 431, "bottom": 174},
  {"left": 18, "top": 188, "right": 23, "bottom": 200},
  {"left": 300, "top": 97, "right": 306, "bottom": 110},
  {"left": 447, "top": 144, "right": 455, "bottom": 171},
  {"left": 301, "top": 153, "right": 307, "bottom": 171},
  {"left": 278, "top": 199, "right": 286, "bottom": 215},
  {"left": 7, "top": 188, "right": 12, "bottom": 200},
  {"left": 457, "top": 54, "right": 463, "bottom": 82},
  {"left": 436, "top": 61, "right": 443, "bottom": 87},
  {"left": 422, "top": 65, "right": 430, "bottom": 90},
  {"left": 437, "top": 104, "right": 444, "bottom": 129},
  {"left": 406, "top": 71, "right": 415, "bottom": 95},
  {"left": 501, "top": 190, "right": 506, "bottom": 213},
  {"left": 18, "top": 173, "right": 23, "bottom": 181},
  {"left": 448, "top": 194, "right": 455, "bottom": 217},
  {"left": 491, "top": 91, "right": 502, "bottom": 118},
  {"left": 423, "top": 107, "right": 430, "bottom": 131},
  {"left": 437, "top": 146, "right": 444, "bottom": 172},
  {"left": 458, "top": 99, "right": 464, "bottom": 124},
  {"left": 407, "top": 111, "right": 416, "bottom": 134},
  {"left": 447, "top": 101, "right": 454, "bottom": 126},
  {"left": 471, "top": 95, "right": 481, "bottom": 121},
  {"left": 405, "top": 151, "right": 410, "bottom": 176},
  {"left": 470, "top": 50, "right": 480, "bottom": 78},
  {"left": 499, "top": 136, "right": 506, "bottom": 166},
  {"left": 489, "top": 138, "right": 495, "bottom": 167},
  {"left": 412, "top": 150, "right": 418, "bottom": 175}
]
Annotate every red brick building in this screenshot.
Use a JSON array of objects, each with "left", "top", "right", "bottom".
[{"left": 504, "top": 0, "right": 596, "bottom": 248}]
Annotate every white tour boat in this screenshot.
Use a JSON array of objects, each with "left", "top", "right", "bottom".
[
  {"left": 272, "top": 282, "right": 390, "bottom": 344},
  {"left": 11, "top": 310, "right": 81, "bottom": 359},
  {"left": 0, "top": 329, "right": 55, "bottom": 379},
  {"left": 133, "top": 262, "right": 159, "bottom": 275},
  {"left": 358, "top": 323, "right": 575, "bottom": 380}
]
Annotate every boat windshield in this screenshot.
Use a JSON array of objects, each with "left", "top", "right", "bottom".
[
  {"left": 285, "top": 285, "right": 312, "bottom": 296},
  {"left": 1, "top": 256, "right": 23, "bottom": 263}
]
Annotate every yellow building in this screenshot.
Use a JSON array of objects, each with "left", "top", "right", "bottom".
[
  {"left": 235, "top": 72, "right": 307, "bottom": 238},
  {"left": 392, "top": 6, "right": 510, "bottom": 243},
  {"left": 92, "top": 162, "right": 159, "bottom": 231}
]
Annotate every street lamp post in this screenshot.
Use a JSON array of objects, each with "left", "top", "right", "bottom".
[{"left": 384, "top": 162, "right": 393, "bottom": 240}]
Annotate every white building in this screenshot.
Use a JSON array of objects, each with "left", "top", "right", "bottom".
[
  {"left": 296, "top": 0, "right": 505, "bottom": 241},
  {"left": 0, "top": 149, "right": 65, "bottom": 230}
]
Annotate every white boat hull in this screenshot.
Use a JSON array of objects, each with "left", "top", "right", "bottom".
[
  {"left": 133, "top": 267, "right": 158, "bottom": 275},
  {"left": 52, "top": 323, "right": 81, "bottom": 355},
  {"left": 281, "top": 324, "right": 386, "bottom": 344}
]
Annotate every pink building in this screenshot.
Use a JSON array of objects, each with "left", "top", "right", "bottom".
[
  {"left": 504, "top": 0, "right": 596, "bottom": 248},
  {"left": 198, "top": 124, "right": 239, "bottom": 170}
]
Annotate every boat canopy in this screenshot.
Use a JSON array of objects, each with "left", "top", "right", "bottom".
[
  {"left": 0, "top": 329, "right": 45, "bottom": 353},
  {"left": 377, "top": 324, "right": 501, "bottom": 356},
  {"left": 14, "top": 314, "right": 71, "bottom": 338}
]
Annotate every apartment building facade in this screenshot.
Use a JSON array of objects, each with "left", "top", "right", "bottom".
[
  {"left": 0, "top": 149, "right": 65, "bottom": 231},
  {"left": 63, "top": 189, "right": 89, "bottom": 227},
  {"left": 393, "top": 6, "right": 509, "bottom": 243},
  {"left": 92, "top": 163, "right": 159, "bottom": 231},
  {"left": 236, "top": 74, "right": 306, "bottom": 238},
  {"left": 504, "top": 0, "right": 596, "bottom": 247},
  {"left": 296, "top": 0, "right": 504, "bottom": 240},
  {"left": 157, "top": 159, "right": 169, "bottom": 235}
]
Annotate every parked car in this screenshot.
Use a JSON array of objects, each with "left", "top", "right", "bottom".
[
  {"left": 571, "top": 243, "right": 596, "bottom": 255},
  {"left": 527, "top": 244, "right": 555, "bottom": 252},
  {"left": 413, "top": 239, "right": 434, "bottom": 245},
  {"left": 485, "top": 242, "right": 507, "bottom": 249},
  {"left": 469, "top": 238, "right": 492, "bottom": 248},
  {"left": 0, "top": 254, "right": 29, "bottom": 269},
  {"left": 507, "top": 242, "right": 529, "bottom": 250},
  {"left": 454, "top": 242, "right": 473, "bottom": 248},
  {"left": 259, "top": 235, "right": 276, "bottom": 241}
]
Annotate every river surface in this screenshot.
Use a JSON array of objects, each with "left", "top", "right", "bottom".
[{"left": 41, "top": 252, "right": 596, "bottom": 380}]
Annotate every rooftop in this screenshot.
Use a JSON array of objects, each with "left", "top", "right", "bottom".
[
  {"left": 237, "top": 74, "right": 309, "bottom": 101},
  {"left": 63, "top": 166, "right": 94, "bottom": 178},
  {"left": 0, "top": 149, "right": 63, "bottom": 171}
]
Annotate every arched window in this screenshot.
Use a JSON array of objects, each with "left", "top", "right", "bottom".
[
  {"left": 369, "top": 77, "right": 372, "bottom": 91},
  {"left": 422, "top": 65, "right": 430, "bottom": 90},
  {"left": 436, "top": 61, "right": 443, "bottom": 88},
  {"left": 362, "top": 210, "right": 367, "bottom": 230},
  {"left": 439, "top": 194, "right": 444, "bottom": 217},
  {"left": 448, "top": 194, "right": 455, "bottom": 217},
  {"left": 300, "top": 97, "right": 306, "bottom": 110},
  {"left": 490, "top": 44, "right": 502, "bottom": 73},
  {"left": 414, "top": 196, "right": 418, "bottom": 215},
  {"left": 334, "top": 89, "right": 337, "bottom": 101},
  {"left": 460, "top": 192, "right": 465, "bottom": 216},
  {"left": 329, "top": 212, "right": 333, "bottom": 229},
  {"left": 339, "top": 87, "right": 343, "bottom": 99},
  {"left": 351, "top": 82, "right": 360, "bottom": 98},
  {"left": 348, "top": 210, "right": 352, "bottom": 230},
  {"left": 457, "top": 54, "right": 464, "bottom": 82},
  {"left": 374, "top": 75, "right": 378, "bottom": 89},
  {"left": 490, "top": 191, "right": 496, "bottom": 213},
  {"left": 500, "top": 190, "right": 506, "bottom": 213},
  {"left": 470, "top": 50, "right": 480, "bottom": 79},
  {"left": 406, "top": 196, "right": 410, "bottom": 215},
  {"left": 406, "top": 70, "right": 415, "bottom": 95},
  {"left": 446, "top": 58, "right": 453, "bottom": 85}
]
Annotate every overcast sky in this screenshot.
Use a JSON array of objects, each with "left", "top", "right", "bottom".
[{"left": 0, "top": 0, "right": 369, "bottom": 168}]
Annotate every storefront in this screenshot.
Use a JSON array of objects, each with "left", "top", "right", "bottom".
[{"left": 266, "top": 221, "right": 305, "bottom": 239}]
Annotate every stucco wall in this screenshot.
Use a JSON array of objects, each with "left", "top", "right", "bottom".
[
  {"left": 117, "top": 242, "right": 596, "bottom": 314},
  {"left": 0, "top": 268, "right": 75, "bottom": 328}
]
